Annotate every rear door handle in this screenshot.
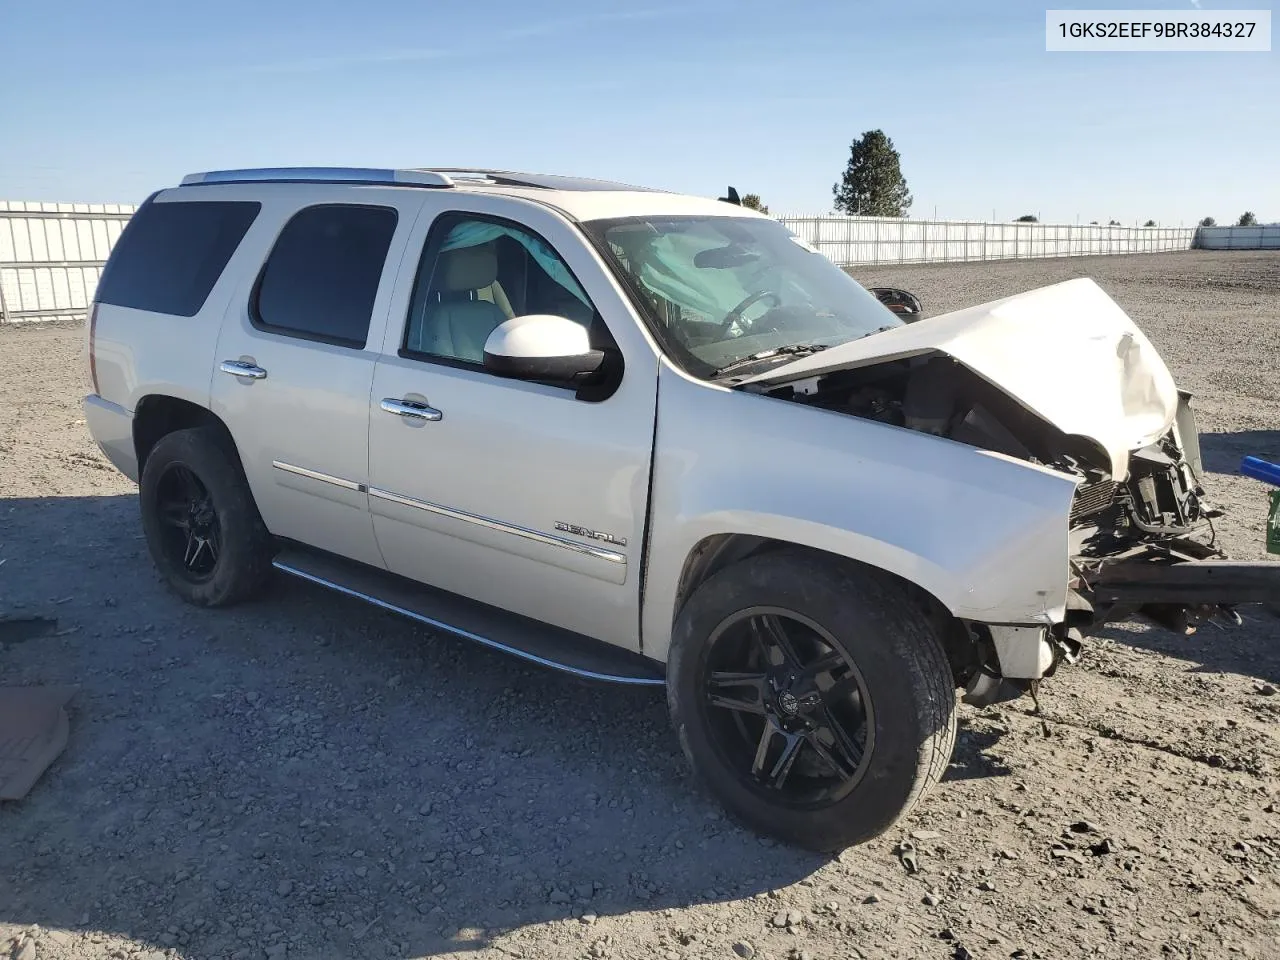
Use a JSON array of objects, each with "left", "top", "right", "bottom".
[
  {"left": 380, "top": 398, "right": 442, "bottom": 422},
  {"left": 220, "top": 360, "right": 268, "bottom": 380}
]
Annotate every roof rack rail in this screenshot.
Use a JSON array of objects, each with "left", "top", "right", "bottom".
[
  {"left": 180, "top": 167, "right": 456, "bottom": 188},
  {"left": 424, "top": 168, "right": 662, "bottom": 193},
  {"left": 177, "top": 166, "right": 663, "bottom": 194}
]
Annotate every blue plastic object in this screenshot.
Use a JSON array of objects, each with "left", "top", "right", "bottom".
[{"left": 1242, "top": 456, "right": 1280, "bottom": 488}]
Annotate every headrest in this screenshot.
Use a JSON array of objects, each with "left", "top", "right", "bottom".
[{"left": 439, "top": 245, "right": 498, "bottom": 292}]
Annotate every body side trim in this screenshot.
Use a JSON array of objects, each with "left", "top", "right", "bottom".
[
  {"left": 367, "top": 486, "right": 627, "bottom": 565},
  {"left": 271, "top": 459, "right": 366, "bottom": 492}
]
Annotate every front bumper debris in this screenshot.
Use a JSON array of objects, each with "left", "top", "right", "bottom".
[{"left": 1092, "top": 558, "right": 1280, "bottom": 607}]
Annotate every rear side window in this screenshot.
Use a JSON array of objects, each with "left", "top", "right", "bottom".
[
  {"left": 252, "top": 204, "right": 398, "bottom": 348},
  {"left": 95, "top": 199, "right": 260, "bottom": 317}
]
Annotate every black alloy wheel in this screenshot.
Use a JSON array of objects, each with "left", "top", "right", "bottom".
[
  {"left": 699, "top": 607, "right": 873, "bottom": 807},
  {"left": 667, "top": 548, "right": 958, "bottom": 851},
  {"left": 152, "top": 462, "right": 222, "bottom": 580}
]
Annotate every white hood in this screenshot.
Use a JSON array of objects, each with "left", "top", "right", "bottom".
[{"left": 742, "top": 278, "right": 1178, "bottom": 479}]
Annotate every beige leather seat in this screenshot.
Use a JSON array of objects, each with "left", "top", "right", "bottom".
[{"left": 416, "top": 245, "right": 510, "bottom": 362}]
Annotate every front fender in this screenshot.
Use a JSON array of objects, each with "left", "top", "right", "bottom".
[{"left": 641, "top": 361, "right": 1079, "bottom": 662}]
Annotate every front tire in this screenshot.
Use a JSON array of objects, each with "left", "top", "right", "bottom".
[
  {"left": 667, "top": 549, "right": 957, "bottom": 852},
  {"left": 139, "top": 426, "right": 273, "bottom": 607}
]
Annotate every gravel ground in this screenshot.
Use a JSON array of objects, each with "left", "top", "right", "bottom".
[{"left": 2, "top": 250, "right": 1279, "bottom": 960}]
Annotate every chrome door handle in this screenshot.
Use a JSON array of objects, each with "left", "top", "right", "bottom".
[
  {"left": 220, "top": 360, "right": 268, "bottom": 380},
  {"left": 380, "top": 398, "right": 442, "bottom": 422}
]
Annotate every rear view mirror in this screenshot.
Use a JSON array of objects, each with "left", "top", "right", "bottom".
[
  {"left": 482, "top": 314, "right": 605, "bottom": 382},
  {"left": 693, "top": 243, "right": 761, "bottom": 269}
]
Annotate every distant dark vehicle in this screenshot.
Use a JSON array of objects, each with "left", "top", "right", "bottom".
[{"left": 869, "top": 286, "right": 923, "bottom": 320}]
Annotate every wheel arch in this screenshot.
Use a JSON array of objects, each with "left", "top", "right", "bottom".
[
  {"left": 665, "top": 532, "right": 974, "bottom": 683},
  {"left": 133, "top": 394, "right": 240, "bottom": 475}
]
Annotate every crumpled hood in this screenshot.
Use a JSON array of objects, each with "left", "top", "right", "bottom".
[{"left": 742, "top": 277, "right": 1178, "bottom": 479}]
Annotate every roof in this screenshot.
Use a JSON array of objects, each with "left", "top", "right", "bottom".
[{"left": 175, "top": 166, "right": 770, "bottom": 223}]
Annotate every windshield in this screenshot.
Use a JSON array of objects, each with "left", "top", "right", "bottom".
[{"left": 583, "top": 214, "right": 901, "bottom": 378}]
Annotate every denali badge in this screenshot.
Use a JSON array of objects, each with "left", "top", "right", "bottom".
[{"left": 555, "top": 522, "right": 627, "bottom": 548}]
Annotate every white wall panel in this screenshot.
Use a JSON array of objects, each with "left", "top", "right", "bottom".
[
  {"left": 0, "top": 203, "right": 136, "bottom": 322},
  {"left": 776, "top": 214, "right": 1199, "bottom": 266},
  {"left": 0, "top": 202, "right": 1271, "bottom": 323}
]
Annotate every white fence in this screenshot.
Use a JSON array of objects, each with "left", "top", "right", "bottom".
[
  {"left": 0, "top": 201, "right": 1273, "bottom": 323},
  {"left": 1196, "top": 224, "right": 1280, "bottom": 250},
  {"left": 777, "top": 215, "right": 1197, "bottom": 266},
  {"left": 0, "top": 201, "right": 137, "bottom": 324}
]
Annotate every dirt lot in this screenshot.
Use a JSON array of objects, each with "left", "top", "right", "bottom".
[{"left": 2, "top": 250, "right": 1278, "bottom": 960}]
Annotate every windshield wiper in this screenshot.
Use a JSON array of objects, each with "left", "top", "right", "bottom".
[{"left": 710, "top": 343, "right": 828, "bottom": 379}]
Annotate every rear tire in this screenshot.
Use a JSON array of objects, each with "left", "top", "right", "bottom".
[
  {"left": 666, "top": 548, "right": 957, "bottom": 852},
  {"left": 138, "top": 426, "right": 273, "bottom": 607}
]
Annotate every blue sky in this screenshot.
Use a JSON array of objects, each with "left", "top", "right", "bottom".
[{"left": 2, "top": 0, "right": 1275, "bottom": 223}]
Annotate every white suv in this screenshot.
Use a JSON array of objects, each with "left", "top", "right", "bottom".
[{"left": 83, "top": 167, "right": 1273, "bottom": 851}]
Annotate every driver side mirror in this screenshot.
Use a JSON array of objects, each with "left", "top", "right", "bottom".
[
  {"left": 482, "top": 314, "right": 605, "bottom": 383},
  {"left": 868, "top": 287, "right": 924, "bottom": 320}
]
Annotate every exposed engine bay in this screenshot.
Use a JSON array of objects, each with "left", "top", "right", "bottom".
[{"left": 753, "top": 353, "right": 1233, "bottom": 638}]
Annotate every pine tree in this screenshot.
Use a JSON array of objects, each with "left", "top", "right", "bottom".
[{"left": 832, "top": 130, "right": 912, "bottom": 217}]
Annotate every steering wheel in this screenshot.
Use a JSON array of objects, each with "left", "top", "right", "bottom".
[{"left": 718, "top": 290, "right": 782, "bottom": 333}]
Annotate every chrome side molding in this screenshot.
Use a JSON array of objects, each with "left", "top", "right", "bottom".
[
  {"left": 367, "top": 487, "right": 627, "bottom": 565},
  {"left": 271, "top": 460, "right": 366, "bottom": 492},
  {"left": 264, "top": 464, "right": 626, "bottom": 567}
]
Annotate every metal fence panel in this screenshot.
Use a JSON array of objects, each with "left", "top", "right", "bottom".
[
  {"left": 1196, "top": 224, "right": 1280, "bottom": 250},
  {"left": 0, "top": 201, "right": 136, "bottom": 323},
  {"left": 776, "top": 214, "right": 1199, "bottom": 266},
  {"left": 0, "top": 201, "right": 1273, "bottom": 324}
]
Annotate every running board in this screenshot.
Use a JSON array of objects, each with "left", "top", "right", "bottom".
[
  {"left": 271, "top": 545, "right": 665, "bottom": 686},
  {"left": 1092, "top": 559, "right": 1280, "bottom": 606}
]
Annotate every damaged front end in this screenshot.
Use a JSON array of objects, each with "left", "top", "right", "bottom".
[
  {"left": 738, "top": 278, "right": 1280, "bottom": 705},
  {"left": 1067, "top": 395, "right": 1237, "bottom": 636}
]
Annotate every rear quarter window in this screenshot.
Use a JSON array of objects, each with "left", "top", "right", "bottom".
[
  {"left": 251, "top": 204, "right": 398, "bottom": 348},
  {"left": 95, "top": 199, "right": 261, "bottom": 317}
]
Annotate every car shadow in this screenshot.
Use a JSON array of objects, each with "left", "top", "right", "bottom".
[
  {"left": 1087, "top": 610, "right": 1280, "bottom": 687},
  {"left": 942, "top": 723, "right": 1014, "bottom": 784},
  {"left": 1, "top": 494, "right": 844, "bottom": 959},
  {"left": 1199, "top": 430, "right": 1280, "bottom": 476}
]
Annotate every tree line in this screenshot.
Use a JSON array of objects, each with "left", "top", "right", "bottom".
[
  {"left": 741, "top": 130, "right": 1263, "bottom": 228},
  {"left": 1198, "top": 213, "right": 1259, "bottom": 227}
]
